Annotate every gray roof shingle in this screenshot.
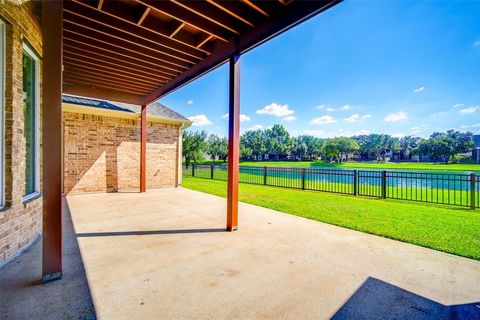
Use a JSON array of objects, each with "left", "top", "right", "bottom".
[{"left": 62, "top": 94, "right": 190, "bottom": 123}]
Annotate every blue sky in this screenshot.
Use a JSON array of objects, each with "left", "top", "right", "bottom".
[{"left": 159, "top": 0, "right": 480, "bottom": 138}]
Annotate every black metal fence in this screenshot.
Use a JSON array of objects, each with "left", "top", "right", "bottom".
[{"left": 183, "top": 164, "right": 480, "bottom": 209}]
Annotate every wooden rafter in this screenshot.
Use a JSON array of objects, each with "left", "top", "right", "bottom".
[
  {"left": 137, "top": 7, "right": 150, "bottom": 26},
  {"left": 206, "top": 0, "right": 255, "bottom": 27},
  {"left": 242, "top": 0, "right": 270, "bottom": 17},
  {"left": 135, "top": 0, "right": 232, "bottom": 42},
  {"left": 68, "top": 0, "right": 208, "bottom": 58},
  {"left": 97, "top": 0, "right": 103, "bottom": 10},
  {"left": 170, "top": 22, "right": 185, "bottom": 38},
  {"left": 196, "top": 35, "right": 213, "bottom": 48},
  {"left": 64, "top": 71, "right": 157, "bottom": 93},
  {"left": 170, "top": 0, "right": 243, "bottom": 35},
  {"left": 63, "top": 35, "right": 180, "bottom": 77}
]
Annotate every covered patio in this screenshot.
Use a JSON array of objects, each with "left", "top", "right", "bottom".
[{"left": 1, "top": 188, "right": 479, "bottom": 319}]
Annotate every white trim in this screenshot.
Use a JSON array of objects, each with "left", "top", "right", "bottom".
[
  {"left": 22, "top": 43, "right": 40, "bottom": 197},
  {"left": 0, "top": 20, "right": 5, "bottom": 208}
]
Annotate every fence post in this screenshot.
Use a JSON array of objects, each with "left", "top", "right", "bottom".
[
  {"left": 301, "top": 168, "right": 305, "bottom": 190},
  {"left": 192, "top": 164, "right": 195, "bottom": 177},
  {"left": 471, "top": 173, "right": 476, "bottom": 210},
  {"left": 263, "top": 166, "right": 267, "bottom": 185},
  {"left": 353, "top": 170, "right": 357, "bottom": 196},
  {"left": 211, "top": 164, "right": 214, "bottom": 179},
  {"left": 382, "top": 170, "right": 387, "bottom": 199}
]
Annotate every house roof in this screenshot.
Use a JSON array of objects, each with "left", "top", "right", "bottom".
[
  {"left": 473, "top": 135, "right": 480, "bottom": 148},
  {"left": 62, "top": 94, "right": 191, "bottom": 126}
]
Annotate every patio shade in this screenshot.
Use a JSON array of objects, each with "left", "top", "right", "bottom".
[{"left": 62, "top": 0, "right": 341, "bottom": 105}]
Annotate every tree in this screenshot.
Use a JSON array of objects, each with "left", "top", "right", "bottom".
[
  {"left": 323, "top": 139, "right": 340, "bottom": 162},
  {"left": 264, "top": 124, "right": 293, "bottom": 159},
  {"left": 206, "top": 134, "right": 228, "bottom": 163},
  {"left": 182, "top": 130, "right": 207, "bottom": 168},
  {"left": 399, "top": 136, "right": 420, "bottom": 160},
  {"left": 241, "top": 129, "right": 266, "bottom": 160},
  {"left": 336, "top": 137, "right": 360, "bottom": 162},
  {"left": 292, "top": 136, "right": 308, "bottom": 160}
]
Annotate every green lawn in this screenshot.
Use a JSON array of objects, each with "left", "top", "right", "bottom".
[
  {"left": 182, "top": 176, "right": 480, "bottom": 260},
  {"left": 235, "top": 161, "right": 480, "bottom": 172}
]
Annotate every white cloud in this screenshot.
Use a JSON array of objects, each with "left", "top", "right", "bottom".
[
  {"left": 458, "top": 106, "right": 478, "bottom": 114},
  {"left": 413, "top": 86, "right": 425, "bottom": 93},
  {"left": 344, "top": 113, "right": 371, "bottom": 123},
  {"left": 384, "top": 111, "right": 407, "bottom": 122},
  {"left": 310, "top": 115, "right": 336, "bottom": 125},
  {"left": 316, "top": 104, "right": 326, "bottom": 109},
  {"left": 340, "top": 104, "right": 352, "bottom": 111},
  {"left": 475, "top": 40, "right": 480, "bottom": 48},
  {"left": 256, "top": 102, "right": 294, "bottom": 117},
  {"left": 460, "top": 123, "right": 480, "bottom": 129},
  {"left": 222, "top": 113, "right": 251, "bottom": 122},
  {"left": 188, "top": 114, "right": 212, "bottom": 126},
  {"left": 356, "top": 129, "right": 370, "bottom": 135},
  {"left": 392, "top": 133, "right": 406, "bottom": 138},
  {"left": 302, "top": 129, "right": 327, "bottom": 137},
  {"left": 187, "top": 100, "right": 194, "bottom": 105},
  {"left": 430, "top": 111, "right": 447, "bottom": 118},
  {"left": 411, "top": 126, "right": 422, "bottom": 134},
  {"left": 324, "top": 104, "right": 355, "bottom": 112},
  {"left": 326, "top": 108, "right": 336, "bottom": 112},
  {"left": 282, "top": 115, "right": 296, "bottom": 121},
  {"left": 453, "top": 103, "right": 464, "bottom": 108},
  {"left": 246, "top": 124, "right": 264, "bottom": 131}
]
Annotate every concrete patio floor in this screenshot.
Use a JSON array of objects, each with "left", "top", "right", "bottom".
[{"left": 1, "top": 187, "right": 480, "bottom": 319}]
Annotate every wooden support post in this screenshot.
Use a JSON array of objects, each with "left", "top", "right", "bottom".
[
  {"left": 140, "top": 104, "right": 147, "bottom": 192},
  {"left": 227, "top": 54, "right": 240, "bottom": 231},
  {"left": 42, "top": 0, "right": 63, "bottom": 283}
]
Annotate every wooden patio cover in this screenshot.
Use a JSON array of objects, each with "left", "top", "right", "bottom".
[{"left": 42, "top": 0, "right": 341, "bottom": 282}]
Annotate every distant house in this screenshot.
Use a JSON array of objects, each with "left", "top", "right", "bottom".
[{"left": 473, "top": 135, "right": 480, "bottom": 164}]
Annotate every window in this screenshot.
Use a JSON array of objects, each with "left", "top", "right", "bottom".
[
  {"left": 0, "top": 20, "right": 4, "bottom": 208},
  {"left": 22, "top": 44, "right": 40, "bottom": 199}
]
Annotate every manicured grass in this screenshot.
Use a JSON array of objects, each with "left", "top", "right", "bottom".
[
  {"left": 236, "top": 161, "right": 480, "bottom": 172},
  {"left": 182, "top": 176, "right": 480, "bottom": 260}
]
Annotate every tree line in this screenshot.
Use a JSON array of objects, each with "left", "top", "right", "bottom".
[{"left": 183, "top": 124, "right": 475, "bottom": 167}]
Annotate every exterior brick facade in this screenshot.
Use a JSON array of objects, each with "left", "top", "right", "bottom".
[
  {"left": 0, "top": 3, "right": 43, "bottom": 265},
  {"left": 63, "top": 111, "right": 181, "bottom": 194}
]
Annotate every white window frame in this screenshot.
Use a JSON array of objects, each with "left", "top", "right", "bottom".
[
  {"left": 0, "top": 20, "right": 5, "bottom": 208},
  {"left": 22, "top": 43, "right": 40, "bottom": 201}
]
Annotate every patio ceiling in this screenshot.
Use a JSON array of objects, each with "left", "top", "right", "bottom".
[{"left": 62, "top": 0, "right": 342, "bottom": 105}]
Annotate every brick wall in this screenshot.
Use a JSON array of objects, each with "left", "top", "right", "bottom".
[
  {"left": 0, "top": 3, "right": 43, "bottom": 264},
  {"left": 63, "top": 111, "right": 181, "bottom": 194}
]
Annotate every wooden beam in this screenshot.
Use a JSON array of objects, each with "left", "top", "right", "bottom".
[
  {"left": 97, "top": 0, "right": 103, "bottom": 10},
  {"left": 63, "top": 49, "right": 171, "bottom": 82},
  {"left": 63, "top": 77, "right": 151, "bottom": 96},
  {"left": 63, "top": 56, "right": 165, "bottom": 86},
  {"left": 63, "top": 14, "right": 194, "bottom": 68},
  {"left": 68, "top": 0, "right": 209, "bottom": 57},
  {"left": 140, "top": 104, "right": 147, "bottom": 193},
  {"left": 42, "top": 0, "right": 63, "bottom": 283},
  {"left": 63, "top": 64, "right": 161, "bottom": 89},
  {"left": 206, "top": 0, "right": 255, "bottom": 27},
  {"left": 170, "top": 22, "right": 185, "bottom": 38},
  {"left": 227, "top": 54, "right": 240, "bottom": 231},
  {"left": 63, "top": 84, "right": 143, "bottom": 105},
  {"left": 170, "top": 0, "right": 243, "bottom": 35},
  {"left": 63, "top": 35, "right": 181, "bottom": 77},
  {"left": 136, "top": 0, "right": 232, "bottom": 42},
  {"left": 143, "top": 0, "right": 342, "bottom": 105},
  {"left": 196, "top": 35, "right": 213, "bottom": 48},
  {"left": 242, "top": 0, "right": 269, "bottom": 17},
  {"left": 137, "top": 7, "right": 150, "bottom": 26},
  {"left": 63, "top": 42, "right": 176, "bottom": 79}
]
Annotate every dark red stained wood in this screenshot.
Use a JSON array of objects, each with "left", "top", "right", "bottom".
[
  {"left": 227, "top": 54, "right": 240, "bottom": 231},
  {"left": 143, "top": 0, "right": 341, "bottom": 104},
  {"left": 42, "top": 0, "right": 63, "bottom": 282},
  {"left": 140, "top": 104, "right": 147, "bottom": 193}
]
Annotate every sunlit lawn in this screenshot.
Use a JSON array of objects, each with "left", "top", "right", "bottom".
[{"left": 182, "top": 176, "right": 480, "bottom": 260}]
